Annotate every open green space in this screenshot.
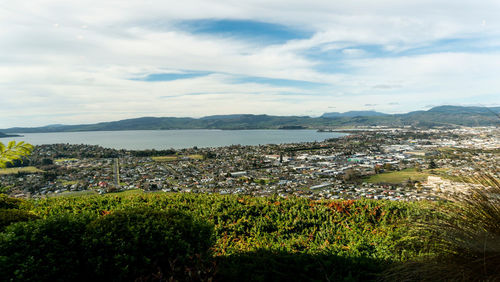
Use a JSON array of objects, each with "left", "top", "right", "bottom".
[
  {"left": 48, "top": 190, "right": 98, "bottom": 198},
  {"left": 151, "top": 155, "right": 178, "bottom": 162},
  {"left": 0, "top": 166, "right": 43, "bottom": 175},
  {"left": 54, "top": 158, "right": 79, "bottom": 162},
  {"left": 365, "top": 168, "right": 441, "bottom": 184},
  {"left": 152, "top": 154, "right": 205, "bottom": 162},
  {"left": 187, "top": 154, "right": 204, "bottom": 160}
]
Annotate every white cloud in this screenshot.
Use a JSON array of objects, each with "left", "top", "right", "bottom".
[{"left": 0, "top": 0, "right": 499, "bottom": 127}]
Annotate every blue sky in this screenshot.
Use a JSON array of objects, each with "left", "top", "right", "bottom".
[
  {"left": 0, "top": 0, "right": 499, "bottom": 127},
  {"left": 179, "top": 19, "right": 312, "bottom": 44}
]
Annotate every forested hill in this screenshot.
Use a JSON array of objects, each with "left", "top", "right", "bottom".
[
  {"left": 2, "top": 106, "right": 499, "bottom": 133},
  {"left": 0, "top": 132, "right": 21, "bottom": 138}
]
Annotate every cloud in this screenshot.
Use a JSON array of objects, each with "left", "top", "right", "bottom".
[
  {"left": 0, "top": 0, "right": 500, "bottom": 127},
  {"left": 342, "top": 48, "right": 366, "bottom": 56}
]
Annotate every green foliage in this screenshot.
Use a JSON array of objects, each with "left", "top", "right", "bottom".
[
  {"left": 0, "top": 195, "right": 37, "bottom": 231},
  {"left": 0, "top": 194, "right": 25, "bottom": 209},
  {"left": 428, "top": 159, "right": 438, "bottom": 169},
  {"left": 0, "top": 214, "right": 93, "bottom": 282},
  {"left": 385, "top": 174, "right": 500, "bottom": 281},
  {"left": 365, "top": 168, "right": 431, "bottom": 184},
  {"left": 21, "top": 192, "right": 436, "bottom": 280},
  {"left": 215, "top": 250, "right": 387, "bottom": 282},
  {"left": 0, "top": 208, "right": 214, "bottom": 282},
  {"left": 0, "top": 209, "right": 39, "bottom": 231},
  {"left": 85, "top": 208, "right": 214, "bottom": 281},
  {"left": 0, "top": 141, "right": 34, "bottom": 168}
]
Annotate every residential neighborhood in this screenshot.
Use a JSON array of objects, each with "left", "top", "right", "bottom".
[{"left": 2, "top": 126, "right": 498, "bottom": 201}]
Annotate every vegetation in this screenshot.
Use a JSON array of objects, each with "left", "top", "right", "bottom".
[
  {"left": 365, "top": 168, "right": 433, "bottom": 184},
  {"left": 0, "top": 141, "right": 34, "bottom": 168},
  {"left": 86, "top": 208, "right": 214, "bottom": 281},
  {"left": 54, "top": 158, "right": 79, "bottom": 162},
  {"left": 152, "top": 154, "right": 205, "bottom": 162},
  {"left": 0, "top": 192, "right": 437, "bottom": 281},
  {"left": 1, "top": 173, "right": 499, "bottom": 280},
  {"left": 151, "top": 155, "right": 178, "bottom": 162},
  {"left": 0, "top": 166, "right": 43, "bottom": 175},
  {"left": 0, "top": 194, "right": 38, "bottom": 231},
  {"left": 1, "top": 106, "right": 499, "bottom": 133},
  {"left": 385, "top": 174, "right": 500, "bottom": 281},
  {"left": 0, "top": 132, "right": 21, "bottom": 138}
]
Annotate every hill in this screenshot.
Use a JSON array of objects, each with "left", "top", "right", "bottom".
[
  {"left": 0, "top": 132, "right": 21, "bottom": 138},
  {"left": 1, "top": 106, "right": 499, "bottom": 133},
  {"left": 321, "top": 110, "right": 388, "bottom": 118}
]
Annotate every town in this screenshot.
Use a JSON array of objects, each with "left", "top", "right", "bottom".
[{"left": 1, "top": 126, "right": 499, "bottom": 201}]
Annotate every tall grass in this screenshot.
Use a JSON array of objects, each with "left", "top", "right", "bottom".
[{"left": 385, "top": 173, "right": 500, "bottom": 281}]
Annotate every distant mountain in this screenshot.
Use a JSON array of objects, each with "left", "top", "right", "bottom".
[
  {"left": 427, "top": 105, "right": 500, "bottom": 115},
  {"left": 1, "top": 106, "right": 498, "bottom": 133},
  {"left": 200, "top": 114, "right": 250, "bottom": 120},
  {"left": 321, "top": 111, "right": 388, "bottom": 118}
]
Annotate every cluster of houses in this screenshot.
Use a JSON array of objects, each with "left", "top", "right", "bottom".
[{"left": 2, "top": 126, "right": 498, "bottom": 200}]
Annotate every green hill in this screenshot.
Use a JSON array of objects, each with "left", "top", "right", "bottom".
[{"left": 1, "top": 105, "right": 499, "bottom": 133}]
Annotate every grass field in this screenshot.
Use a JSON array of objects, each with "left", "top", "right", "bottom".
[
  {"left": 365, "top": 168, "right": 436, "bottom": 184},
  {"left": 0, "top": 166, "right": 43, "bottom": 175},
  {"left": 54, "top": 158, "right": 79, "bottom": 162},
  {"left": 151, "top": 155, "right": 178, "bottom": 162},
  {"left": 48, "top": 190, "right": 98, "bottom": 198},
  {"left": 187, "top": 154, "right": 204, "bottom": 160},
  {"left": 152, "top": 154, "right": 204, "bottom": 162}
]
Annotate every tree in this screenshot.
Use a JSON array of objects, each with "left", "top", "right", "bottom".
[
  {"left": 414, "top": 162, "right": 422, "bottom": 172},
  {"left": 383, "top": 163, "right": 393, "bottom": 171},
  {"left": 428, "top": 159, "right": 438, "bottom": 169},
  {"left": 0, "top": 141, "right": 34, "bottom": 168}
]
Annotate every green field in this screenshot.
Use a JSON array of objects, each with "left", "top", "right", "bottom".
[
  {"left": 0, "top": 166, "right": 43, "bottom": 175},
  {"left": 151, "top": 155, "right": 178, "bottom": 162},
  {"left": 54, "top": 158, "right": 79, "bottom": 162},
  {"left": 152, "top": 154, "right": 204, "bottom": 162},
  {"left": 187, "top": 154, "right": 204, "bottom": 160},
  {"left": 365, "top": 168, "right": 434, "bottom": 184}
]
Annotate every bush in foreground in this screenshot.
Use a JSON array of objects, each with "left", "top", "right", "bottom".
[
  {"left": 0, "top": 195, "right": 38, "bottom": 231},
  {"left": 0, "top": 194, "right": 25, "bottom": 209},
  {"left": 0, "top": 214, "right": 92, "bottom": 281},
  {"left": 0, "top": 209, "right": 39, "bottom": 231},
  {"left": 0, "top": 208, "right": 214, "bottom": 282},
  {"left": 85, "top": 208, "right": 214, "bottom": 281},
  {"left": 385, "top": 174, "right": 500, "bottom": 281}
]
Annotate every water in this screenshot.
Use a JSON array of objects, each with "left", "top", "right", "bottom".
[{"left": 6, "top": 130, "right": 348, "bottom": 150}]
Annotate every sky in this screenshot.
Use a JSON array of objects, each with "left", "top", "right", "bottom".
[{"left": 1, "top": 0, "right": 500, "bottom": 128}]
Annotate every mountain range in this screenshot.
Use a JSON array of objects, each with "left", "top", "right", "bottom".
[
  {"left": 1, "top": 106, "right": 499, "bottom": 133},
  {"left": 321, "top": 110, "right": 388, "bottom": 118}
]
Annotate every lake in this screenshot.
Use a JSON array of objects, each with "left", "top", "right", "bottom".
[{"left": 6, "top": 130, "right": 348, "bottom": 150}]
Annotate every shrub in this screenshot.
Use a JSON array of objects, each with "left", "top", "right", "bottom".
[
  {"left": 0, "top": 209, "right": 38, "bottom": 231},
  {"left": 0, "top": 194, "right": 24, "bottom": 209},
  {"left": 385, "top": 174, "right": 500, "bottom": 281},
  {"left": 84, "top": 207, "right": 214, "bottom": 281},
  {"left": 0, "top": 214, "right": 93, "bottom": 282},
  {"left": 0, "top": 208, "right": 215, "bottom": 281}
]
